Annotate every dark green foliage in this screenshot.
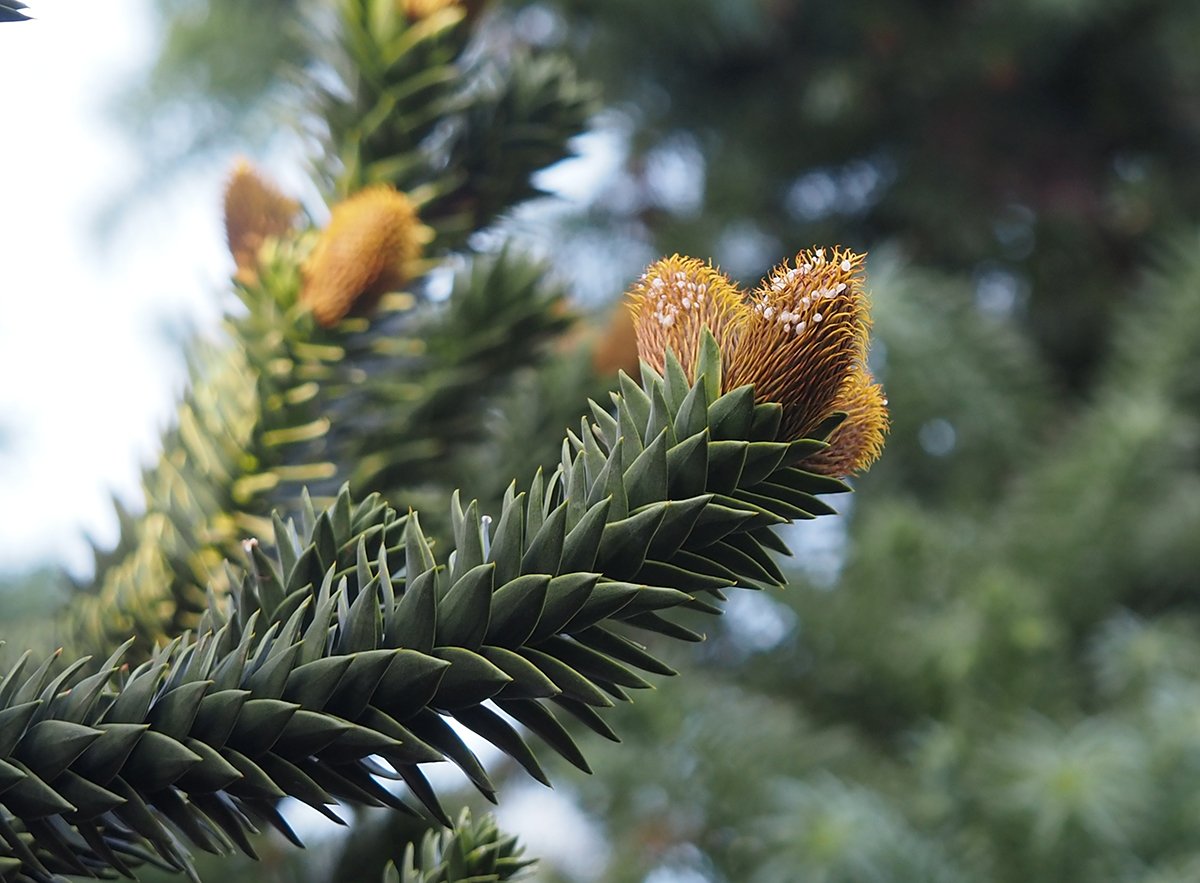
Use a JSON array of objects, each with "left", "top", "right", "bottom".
[{"left": 0, "top": 364, "right": 852, "bottom": 880}]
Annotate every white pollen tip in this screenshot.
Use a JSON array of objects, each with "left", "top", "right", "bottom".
[
  {"left": 813, "top": 313, "right": 823, "bottom": 322},
  {"left": 840, "top": 259, "right": 852, "bottom": 272}
]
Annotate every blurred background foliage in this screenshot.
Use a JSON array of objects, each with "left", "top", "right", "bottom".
[{"left": 6, "top": 0, "right": 1200, "bottom": 880}]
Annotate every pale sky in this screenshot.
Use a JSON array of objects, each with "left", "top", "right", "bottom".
[{"left": 0, "top": 1, "right": 229, "bottom": 572}]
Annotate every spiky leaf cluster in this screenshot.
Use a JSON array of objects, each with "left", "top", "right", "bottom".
[
  {"left": 384, "top": 809, "right": 532, "bottom": 883},
  {"left": 317, "top": 0, "right": 596, "bottom": 242},
  {"left": 0, "top": 351, "right": 851, "bottom": 880}
]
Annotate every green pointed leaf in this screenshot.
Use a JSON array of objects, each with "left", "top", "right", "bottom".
[
  {"left": 103, "top": 663, "right": 166, "bottom": 724},
  {"left": 405, "top": 708, "right": 495, "bottom": 797},
  {"left": 1, "top": 759, "right": 75, "bottom": 817},
  {"left": 552, "top": 696, "right": 622, "bottom": 742},
  {"left": 356, "top": 706, "right": 445, "bottom": 765},
  {"left": 339, "top": 577, "right": 382, "bottom": 654},
  {"left": 560, "top": 498, "right": 611, "bottom": 572},
  {"left": 687, "top": 502, "right": 761, "bottom": 547},
  {"left": 750, "top": 401, "right": 783, "bottom": 440},
  {"left": 453, "top": 705, "right": 549, "bottom": 786},
  {"left": 122, "top": 730, "right": 202, "bottom": 791},
  {"left": 431, "top": 647, "right": 512, "bottom": 709},
  {"left": 277, "top": 710, "right": 352, "bottom": 757},
  {"left": 495, "top": 698, "right": 590, "bottom": 773},
  {"left": 436, "top": 563, "right": 495, "bottom": 650},
  {"left": 574, "top": 626, "right": 677, "bottom": 677},
  {"left": 370, "top": 649, "right": 451, "bottom": 721},
  {"left": 254, "top": 754, "right": 342, "bottom": 823},
  {"left": 283, "top": 657, "right": 352, "bottom": 710},
  {"left": 176, "top": 738, "right": 244, "bottom": 792},
  {"left": 662, "top": 348, "right": 690, "bottom": 411},
  {"left": 614, "top": 391, "right": 645, "bottom": 458},
  {"left": 390, "top": 568, "right": 437, "bottom": 653},
  {"left": 73, "top": 723, "right": 149, "bottom": 786},
  {"left": 521, "top": 501, "right": 568, "bottom": 574},
  {"left": 595, "top": 504, "right": 669, "bottom": 580},
  {"left": 565, "top": 449, "right": 589, "bottom": 528},
  {"left": 529, "top": 573, "right": 600, "bottom": 642},
  {"left": 707, "top": 440, "right": 749, "bottom": 493},
  {"left": 488, "top": 490, "right": 525, "bottom": 586},
  {"left": 624, "top": 428, "right": 669, "bottom": 510},
  {"left": 525, "top": 468, "right": 546, "bottom": 539},
  {"left": 486, "top": 574, "right": 551, "bottom": 648},
  {"left": 645, "top": 495, "right": 710, "bottom": 559},
  {"left": 707, "top": 539, "right": 779, "bottom": 586},
  {"left": 753, "top": 480, "right": 839, "bottom": 516},
  {"left": 695, "top": 328, "right": 723, "bottom": 403},
  {"left": 147, "top": 680, "right": 211, "bottom": 740},
  {"left": 12, "top": 650, "right": 63, "bottom": 707},
  {"left": 15, "top": 720, "right": 102, "bottom": 781},
  {"left": 483, "top": 646, "right": 561, "bottom": 700},
  {"left": 618, "top": 370, "right": 652, "bottom": 438},
  {"left": 452, "top": 497, "right": 486, "bottom": 581},
  {"left": 221, "top": 748, "right": 287, "bottom": 801},
  {"left": 0, "top": 701, "right": 40, "bottom": 758},
  {"left": 645, "top": 381, "right": 676, "bottom": 448},
  {"left": 588, "top": 399, "right": 619, "bottom": 450},
  {"left": 50, "top": 770, "right": 124, "bottom": 819},
  {"left": 622, "top": 610, "right": 706, "bottom": 642},
  {"left": 327, "top": 648, "right": 398, "bottom": 719},
  {"left": 673, "top": 377, "right": 709, "bottom": 440},
  {"left": 730, "top": 486, "right": 819, "bottom": 521},
  {"left": 538, "top": 635, "right": 654, "bottom": 691},
  {"left": 707, "top": 384, "right": 755, "bottom": 440},
  {"left": 807, "top": 410, "right": 848, "bottom": 442},
  {"left": 519, "top": 648, "right": 611, "bottom": 708},
  {"left": 227, "top": 699, "right": 299, "bottom": 756},
  {"left": 638, "top": 559, "right": 735, "bottom": 593},
  {"left": 741, "top": 441, "right": 793, "bottom": 486},
  {"left": 666, "top": 428, "right": 709, "bottom": 498}
]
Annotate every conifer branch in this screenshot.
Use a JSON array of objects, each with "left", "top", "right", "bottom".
[{"left": 0, "top": 338, "right": 861, "bottom": 879}]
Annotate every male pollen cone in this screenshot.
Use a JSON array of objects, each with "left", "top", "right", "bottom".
[
  {"left": 223, "top": 160, "right": 300, "bottom": 284},
  {"left": 301, "top": 185, "right": 425, "bottom": 327},
  {"left": 625, "top": 247, "right": 888, "bottom": 478},
  {"left": 626, "top": 254, "right": 747, "bottom": 377}
]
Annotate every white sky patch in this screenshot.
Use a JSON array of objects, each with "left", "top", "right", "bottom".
[
  {"left": 497, "top": 781, "right": 608, "bottom": 881},
  {"left": 0, "top": 2, "right": 231, "bottom": 573}
]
